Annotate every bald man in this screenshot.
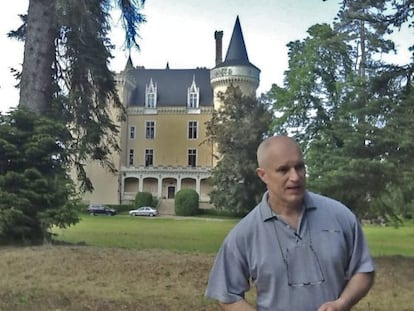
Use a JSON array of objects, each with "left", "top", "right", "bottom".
[{"left": 205, "top": 136, "right": 375, "bottom": 311}]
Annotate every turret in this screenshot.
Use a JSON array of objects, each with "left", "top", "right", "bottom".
[{"left": 210, "top": 16, "right": 260, "bottom": 108}]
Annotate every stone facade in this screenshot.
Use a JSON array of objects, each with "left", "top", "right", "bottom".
[{"left": 81, "top": 16, "right": 260, "bottom": 205}]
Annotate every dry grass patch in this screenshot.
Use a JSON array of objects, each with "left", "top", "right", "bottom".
[
  {"left": 355, "top": 256, "right": 414, "bottom": 311},
  {"left": 0, "top": 246, "right": 413, "bottom": 311},
  {"left": 0, "top": 246, "right": 218, "bottom": 311}
]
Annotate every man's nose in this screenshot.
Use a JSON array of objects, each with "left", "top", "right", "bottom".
[{"left": 288, "top": 168, "right": 301, "bottom": 180}]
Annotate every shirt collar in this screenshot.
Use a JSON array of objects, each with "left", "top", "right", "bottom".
[{"left": 260, "top": 190, "right": 317, "bottom": 222}]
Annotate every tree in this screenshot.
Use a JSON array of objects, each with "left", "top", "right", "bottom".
[
  {"left": 11, "top": 0, "right": 146, "bottom": 191},
  {"left": 370, "top": 73, "right": 414, "bottom": 220},
  {"left": 206, "top": 86, "right": 273, "bottom": 215},
  {"left": 0, "top": 110, "right": 80, "bottom": 244},
  {"left": 0, "top": 0, "right": 146, "bottom": 244},
  {"left": 268, "top": 23, "right": 353, "bottom": 142},
  {"left": 268, "top": 0, "right": 413, "bottom": 221}
]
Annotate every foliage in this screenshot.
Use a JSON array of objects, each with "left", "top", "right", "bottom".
[
  {"left": 371, "top": 184, "right": 414, "bottom": 224},
  {"left": 174, "top": 189, "right": 199, "bottom": 216},
  {"left": 134, "top": 191, "right": 154, "bottom": 208},
  {"left": 1, "top": 1, "right": 146, "bottom": 245},
  {"left": 206, "top": 86, "right": 272, "bottom": 215},
  {"left": 9, "top": 0, "right": 146, "bottom": 192},
  {"left": 0, "top": 109, "right": 80, "bottom": 244},
  {"left": 112, "top": 204, "right": 135, "bottom": 214},
  {"left": 267, "top": 0, "right": 414, "bottom": 221},
  {"left": 198, "top": 207, "right": 245, "bottom": 218}
]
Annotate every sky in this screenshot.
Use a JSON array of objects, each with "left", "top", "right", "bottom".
[{"left": 0, "top": 0, "right": 411, "bottom": 113}]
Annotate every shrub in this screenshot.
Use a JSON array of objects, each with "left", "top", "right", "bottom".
[
  {"left": 175, "top": 189, "right": 199, "bottom": 216},
  {"left": 152, "top": 196, "right": 159, "bottom": 208},
  {"left": 134, "top": 192, "right": 154, "bottom": 207},
  {"left": 198, "top": 207, "right": 245, "bottom": 218},
  {"left": 111, "top": 204, "right": 132, "bottom": 214}
]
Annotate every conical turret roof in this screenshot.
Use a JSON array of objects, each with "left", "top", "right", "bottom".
[
  {"left": 218, "top": 16, "right": 259, "bottom": 70},
  {"left": 224, "top": 16, "right": 249, "bottom": 64}
]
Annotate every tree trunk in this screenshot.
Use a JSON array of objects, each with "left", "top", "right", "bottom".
[{"left": 19, "top": 0, "right": 56, "bottom": 114}]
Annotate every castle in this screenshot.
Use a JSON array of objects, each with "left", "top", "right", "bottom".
[{"left": 81, "top": 16, "right": 260, "bottom": 207}]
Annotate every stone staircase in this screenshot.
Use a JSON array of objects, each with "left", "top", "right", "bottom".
[{"left": 157, "top": 199, "right": 175, "bottom": 216}]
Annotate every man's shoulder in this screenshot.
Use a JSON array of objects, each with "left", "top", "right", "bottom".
[
  {"left": 235, "top": 204, "right": 262, "bottom": 227},
  {"left": 225, "top": 203, "right": 263, "bottom": 239},
  {"left": 305, "top": 191, "right": 356, "bottom": 218},
  {"left": 306, "top": 191, "right": 343, "bottom": 206}
]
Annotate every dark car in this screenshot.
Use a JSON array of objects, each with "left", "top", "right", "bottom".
[{"left": 87, "top": 204, "right": 117, "bottom": 216}]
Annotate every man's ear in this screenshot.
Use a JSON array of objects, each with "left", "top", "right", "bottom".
[{"left": 256, "top": 168, "right": 266, "bottom": 182}]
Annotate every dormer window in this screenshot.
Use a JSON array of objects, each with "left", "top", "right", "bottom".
[
  {"left": 145, "top": 78, "right": 157, "bottom": 108},
  {"left": 187, "top": 76, "right": 199, "bottom": 109}
]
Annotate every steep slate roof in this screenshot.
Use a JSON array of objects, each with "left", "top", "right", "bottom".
[
  {"left": 123, "top": 16, "right": 257, "bottom": 108},
  {"left": 217, "top": 16, "right": 259, "bottom": 71},
  {"left": 126, "top": 68, "right": 213, "bottom": 107}
]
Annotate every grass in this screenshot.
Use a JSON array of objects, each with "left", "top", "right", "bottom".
[
  {"left": 0, "top": 216, "right": 413, "bottom": 310},
  {"left": 53, "top": 215, "right": 414, "bottom": 256},
  {"left": 54, "top": 215, "right": 239, "bottom": 253},
  {"left": 0, "top": 246, "right": 219, "bottom": 311},
  {"left": 364, "top": 221, "right": 414, "bottom": 256}
]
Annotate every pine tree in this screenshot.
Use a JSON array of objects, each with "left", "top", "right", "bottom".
[
  {"left": 0, "top": 1, "right": 146, "bottom": 244},
  {"left": 268, "top": 0, "right": 413, "bottom": 221},
  {"left": 9, "top": 0, "right": 146, "bottom": 192},
  {"left": 0, "top": 110, "right": 80, "bottom": 244}
]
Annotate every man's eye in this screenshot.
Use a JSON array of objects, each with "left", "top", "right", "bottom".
[
  {"left": 296, "top": 164, "right": 305, "bottom": 170},
  {"left": 277, "top": 167, "right": 289, "bottom": 173}
]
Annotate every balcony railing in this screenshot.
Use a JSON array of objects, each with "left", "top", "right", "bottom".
[{"left": 122, "top": 165, "right": 212, "bottom": 173}]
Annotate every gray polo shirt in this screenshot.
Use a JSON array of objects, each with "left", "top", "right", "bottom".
[{"left": 205, "top": 191, "right": 375, "bottom": 311}]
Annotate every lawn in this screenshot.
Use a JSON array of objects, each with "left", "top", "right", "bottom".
[
  {"left": 53, "top": 215, "right": 240, "bottom": 253},
  {"left": 53, "top": 215, "right": 414, "bottom": 256},
  {"left": 364, "top": 222, "right": 414, "bottom": 256},
  {"left": 0, "top": 216, "right": 412, "bottom": 311}
]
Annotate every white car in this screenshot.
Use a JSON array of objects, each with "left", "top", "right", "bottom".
[{"left": 129, "top": 206, "right": 158, "bottom": 217}]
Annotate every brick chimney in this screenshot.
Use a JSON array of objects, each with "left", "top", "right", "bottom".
[{"left": 214, "top": 30, "right": 223, "bottom": 66}]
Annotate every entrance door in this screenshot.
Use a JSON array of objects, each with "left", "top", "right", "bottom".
[{"left": 167, "top": 186, "right": 175, "bottom": 199}]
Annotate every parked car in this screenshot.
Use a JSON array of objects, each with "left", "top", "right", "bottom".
[
  {"left": 87, "top": 204, "right": 117, "bottom": 216},
  {"left": 129, "top": 206, "right": 158, "bottom": 217}
]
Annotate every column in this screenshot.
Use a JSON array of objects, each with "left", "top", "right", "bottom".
[
  {"left": 138, "top": 175, "right": 143, "bottom": 192},
  {"left": 177, "top": 175, "right": 182, "bottom": 192},
  {"left": 196, "top": 176, "right": 201, "bottom": 196},
  {"left": 157, "top": 175, "right": 162, "bottom": 198}
]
